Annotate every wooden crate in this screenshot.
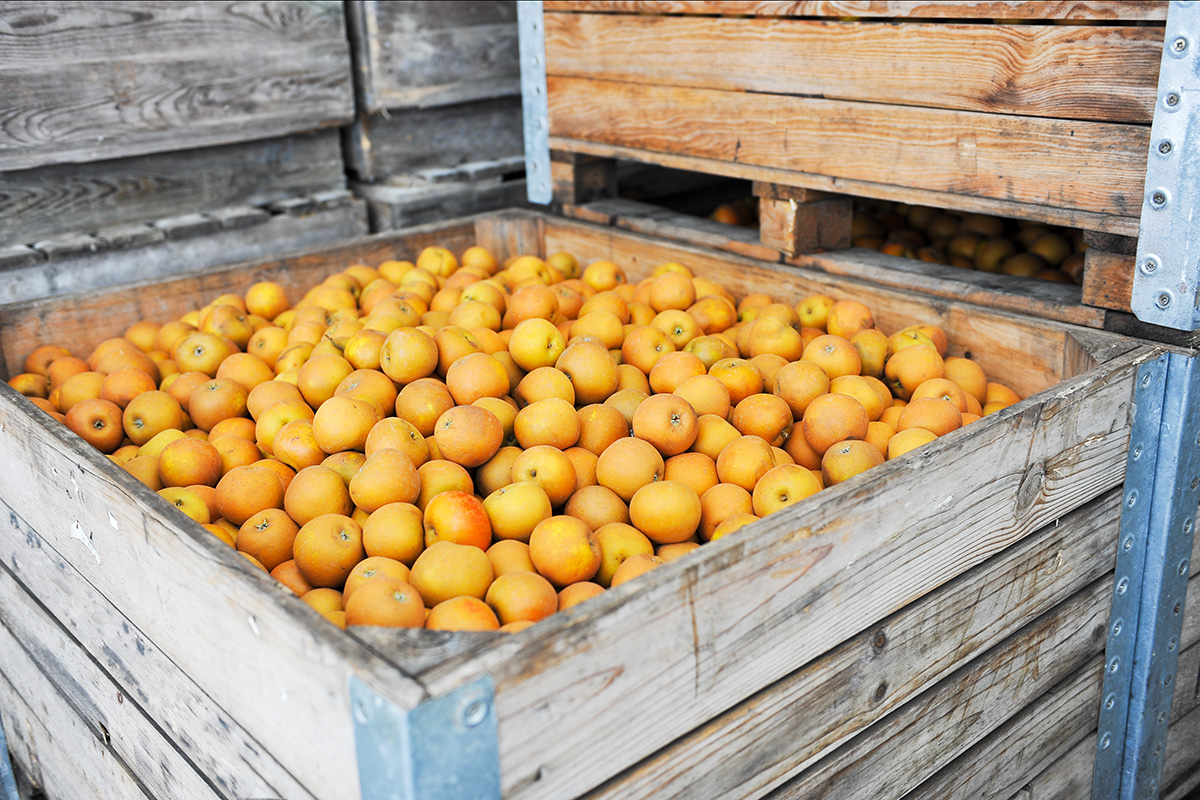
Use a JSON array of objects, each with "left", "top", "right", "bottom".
[
  {"left": 0, "top": 1, "right": 368, "bottom": 304},
  {"left": 344, "top": 1, "right": 529, "bottom": 230},
  {"left": 0, "top": 207, "right": 1184, "bottom": 799},
  {"left": 541, "top": 1, "right": 1174, "bottom": 337}
]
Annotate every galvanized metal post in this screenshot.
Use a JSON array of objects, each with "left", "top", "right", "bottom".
[
  {"left": 0, "top": 713, "right": 18, "bottom": 800},
  {"left": 518, "top": 1, "right": 552, "bottom": 205},
  {"left": 351, "top": 675, "right": 500, "bottom": 800},
  {"left": 1130, "top": 2, "right": 1200, "bottom": 330},
  {"left": 1094, "top": 352, "right": 1200, "bottom": 799}
]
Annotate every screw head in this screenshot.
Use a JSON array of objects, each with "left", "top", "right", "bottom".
[
  {"left": 1151, "top": 190, "right": 1169, "bottom": 208},
  {"left": 1109, "top": 656, "right": 1121, "bottom": 674},
  {"left": 1174, "top": 37, "right": 1188, "bottom": 52},
  {"left": 1101, "top": 732, "right": 1113, "bottom": 749},
  {"left": 1133, "top": 445, "right": 1144, "bottom": 460},
  {"left": 1113, "top": 619, "right": 1123, "bottom": 636},
  {"left": 1141, "top": 256, "right": 1160, "bottom": 275},
  {"left": 1167, "top": 91, "right": 1182, "bottom": 107},
  {"left": 1105, "top": 693, "right": 1116, "bottom": 710},
  {"left": 1157, "top": 292, "right": 1173, "bottom": 309},
  {"left": 1123, "top": 537, "right": 1134, "bottom": 552},
  {"left": 1117, "top": 577, "right": 1130, "bottom": 595},
  {"left": 1159, "top": 140, "right": 1174, "bottom": 155}
]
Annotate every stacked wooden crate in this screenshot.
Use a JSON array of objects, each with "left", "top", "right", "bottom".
[
  {"left": 0, "top": 1, "right": 369, "bottom": 306},
  {"left": 344, "top": 1, "right": 529, "bottom": 231}
]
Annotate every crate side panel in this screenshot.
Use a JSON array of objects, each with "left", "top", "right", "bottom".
[
  {"left": 581, "top": 489, "right": 1119, "bottom": 800},
  {"left": 360, "top": 1, "right": 519, "bottom": 111},
  {"left": 0, "top": 393, "right": 426, "bottom": 800},
  {"left": 0, "top": 1, "right": 354, "bottom": 172},
  {"left": 547, "top": 77, "right": 1148, "bottom": 218},
  {"left": 418, "top": 347, "right": 1150, "bottom": 800},
  {"left": 542, "top": 2, "right": 1167, "bottom": 20},
  {"left": 546, "top": 15, "right": 1159, "bottom": 123},
  {"left": 0, "top": 131, "right": 346, "bottom": 247},
  {"left": 0, "top": 497, "right": 317, "bottom": 800}
]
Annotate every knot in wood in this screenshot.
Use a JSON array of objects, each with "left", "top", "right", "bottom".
[{"left": 871, "top": 629, "right": 887, "bottom": 653}]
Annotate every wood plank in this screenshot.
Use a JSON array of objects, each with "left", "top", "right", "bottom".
[
  {"left": 0, "top": 664, "right": 153, "bottom": 800},
  {"left": 770, "top": 576, "right": 1111, "bottom": 799},
  {"left": 0, "top": 201, "right": 368, "bottom": 307},
  {"left": 411, "top": 343, "right": 1153, "bottom": 800},
  {"left": 1082, "top": 249, "right": 1136, "bottom": 313},
  {"left": 0, "top": 2, "right": 354, "bottom": 171},
  {"left": 551, "top": 137, "right": 1143, "bottom": 237},
  {"left": 548, "top": 77, "right": 1149, "bottom": 218},
  {"left": 579, "top": 489, "right": 1120, "bottom": 800},
  {"left": 758, "top": 193, "right": 853, "bottom": 256},
  {"left": 1164, "top": 704, "right": 1200, "bottom": 799},
  {"left": 539, "top": 216, "right": 1125, "bottom": 395},
  {"left": 357, "top": 177, "right": 529, "bottom": 232},
  {"left": 0, "top": 131, "right": 346, "bottom": 247},
  {"left": 474, "top": 208, "right": 546, "bottom": 260},
  {"left": 543, "top": 2, "right": 1167, "bottom": 20},
  {"left": 545, "top": 14, "right": 1160, "bottom": 123},
  {"left": 345, "top": 96, "right": 524, "bottom": 183},
  {"left": 0, "top": 391, "right": 427, "bottom": 800},
  {"left": 0, "top": 498, "right": 317, "bottom": 800},
  {"left": 357, "top": 0, "right": 520, "bottom": 111},
  {"left": 0, "top": 217, "right": 480, "bottom": 379},
  {"left": 551, "top": 152, "right": 618, "bottom": 207},
  {"left": 0, "top": 577, "right": 222, "bottom": 800}
]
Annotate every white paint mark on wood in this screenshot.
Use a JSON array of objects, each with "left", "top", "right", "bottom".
[
  {"left": 934, "top": 495, "right": 955, "bottom": 513},
  {"left": 107, "top": 511, "right": 118, "bottom": 531},
  {"left": 69, "top": 522, "right": 100, "bottom": 566},
  {"left": 280, "top": 686, "right": 288, "bottom": 702},
  {"left": 249, "top": 615, "right": 261, "bottom": 638}
]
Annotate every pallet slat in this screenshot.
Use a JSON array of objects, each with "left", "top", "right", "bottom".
[
  {"left": 546, "top": 14, "right": 1159, "bottom": 123},
  {"left": 542, "top": 2, "right": 1167, "bottom": 20}
]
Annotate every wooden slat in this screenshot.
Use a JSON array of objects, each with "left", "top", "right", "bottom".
[
  {"left": 0, "top": 2, "right": 354, "bottom": 172},
  {"left": 550, "top": 137, "right": 1143, "bottom": 237},
  {"left": 769, "top": 577, "right": 1111, "bottom": 798},
  {"left": 345, "top": 96, "right": 524, "bottom": 182},
  {"left": 1082, "top": 249, "right": 1136, "bottom": 313},
  {"left": 0, "top": 216, "right": 480, "bottom": 379},
  {"left": 538, "top": 216, "right": 1123, "bottom": 396},
  {"left": 0, "top": 664, "right": 153, "bottom": 800},
  {"left": 0, "top": 574, "right": 223, "bottom": 800},
  {"left": 545, "top": 14, "right": 1160, "bottom": 123},
  {"left": 579, "top": 489, "right": 1119, "bottom": 800},
  {"left": 0, "top": 497, "right": 317, "bottom": 800},
  {"left": 357, "top": 177, "right": 530, "bottom": 232},
  {"left": 1163, "top": 705, "right": 1200, "bottom": 799},
  {"left": 0, "top": 131, "right": 346, "bottom": 247},
  {"left": 548, "top": 77, "right": 1149, "bottom": 218},
  {"left": 0, "top": 390, "right": 427, "bottom": 800},
  {"left": 409, "top": 341, "right": 1152, "bottom": 800},
  {"left": 354, "top": 0, "right": 520, "bottom": 112},
  {"left": 542, "top": 2, "right": 1168, "bottom": 20}
]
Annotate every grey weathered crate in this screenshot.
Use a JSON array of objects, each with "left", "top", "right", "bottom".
[{"left": 0, "top": 208, "right": 1181, "bottom": 799}]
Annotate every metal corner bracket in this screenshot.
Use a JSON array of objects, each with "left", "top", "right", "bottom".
[{"left": 518, "top": 1, "right": 552, "bottom": 205}]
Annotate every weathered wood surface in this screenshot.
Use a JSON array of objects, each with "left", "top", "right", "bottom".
[
  {"left": 758, "top": 193, "right": 852, "bottom": 256},
  {"left": 770, "top": 576, "right": 1110, "bottom": 798},
  {"left": 344, "top": 96, "right": 525, "bottom": 183},
  {"left": 548, "top": 77, "right": 1149, "bottom": 218},
  {"left": 356, "top": 176, "right": 528, "bottom": 232},
  {"left": 545, "top": 14, "right": 1160, "bottom": 123},
  {"left": 1163, "top": 705, "right": 1200, "bottom": 799},
  {"left": 0, "top": 216, "right": 480, "bottom": 379},
  {"left": 0, "top": 2, "right": 354, "bottom": 172},
  {"left": 0, "top": 385, "right": 426, "bottom": 800},
  {"left": 1082, "top": 249, "right": 1136, "bottom": 313},
  {"left": 351, "top": 1, "right": 519, "bottom": 112},
  {"left": 409, "top": 340, "right": 1152, "bottom": 799},
  {"left": 0, "top": 131, "right": 346, "bottom": 247},
  {"left": 542, "top": 2, "right": 1167, "bottom": 20},
  {"left": 0, "top": 200, "right": 367, "bottom": 307},
  {"left": 573, "top": 489, "right": 1119, "bottom": 799},
  {"left": 0, "top": 496, "right": 318, "bottom": 800},
  {"left": 473, "top": 208, "right": 547, "bottom": 261},
  {"left": 540, "top": 215, "right": 1128, "bottom": 396},
  {"left": 0, "top": 660, "right": 153, "bottom": 800},
  {"left": 0, "top": 570, "right": 223, "bottom": 800}
]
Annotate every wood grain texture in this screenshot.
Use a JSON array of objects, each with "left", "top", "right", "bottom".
[
  {"left": 1163, "top": 705, "right": 1200, "bottom": 799},
  {"left": 0, "top": 572, "right": 224, "bottom": 800},
  {"left": 344, "top": 96, "right": 524, "bottom": 182},
  {"left": 1081, "top": 248, "right": 1135, "bottom": 313},
  {"left": 356, "top": 0, "right": 519, "bottom": 111},
  {"left": 547, "top": 77, "right": 1149, "bottom": 218},
  {"left": 543, "top": 2, "right": 1167, "bottom": 19},
  {"left": 545, "top": 14, "right": 1160, "bottom": 123},
  {"left": 0, "top": 2, "right": 354, "bottom": 171},
  {"left": 578, "top": 490, "right": 1120, "bottom": 800},
  {"left": 769, "top": 577, "right": 1111, "bottom": 799},
  {"left": 357, "top": 177, "right": 529, "bottom": 232},
  {"left": 0, "top": 131, "right": 346, "bottom": 246},
  {"left": 416, "top": 344, "right": 1152, "bottom": 799},
  {"left": 0, "top": 386, "right": 427, "bottom": 800},
  {"left": 549, "top": 137, "right": 1143, "bottom": 237},
  {"left": 0, "top": 661, "right": 153, "bottom": 800},
  {"left": 0, "top": 497, "right": 317, "bottom": 800},
  {"left": 758, "top": 194, "right": 852, "bottom": 255}
]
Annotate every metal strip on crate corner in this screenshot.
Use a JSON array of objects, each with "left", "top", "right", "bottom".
[
  {"left": 518, "top": 1, "right": 552, "bottom": 205},
  {"left": 1093, "top": 351, "right": 1200, "bottom": 799}
]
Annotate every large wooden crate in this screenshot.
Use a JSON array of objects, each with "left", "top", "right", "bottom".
[
  {"left": 344, "top": 1, "right": 529, "bottom": 231},
  {"left": 0, "top": 207, "right": 1190, "bottom": 799},
  {"left": 0, "top": 1, "right": 368, "bottom": 305},
  {"left": 541, "top": 1, "right": 1177, "bottom": 339}
]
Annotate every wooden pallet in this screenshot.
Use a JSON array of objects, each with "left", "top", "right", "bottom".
[
  {"left": 0, "top": 208, "right": 1176, "bottom": 799},
  {"left": 542, "top": 1, "right": 1169, "bottom": 330}
]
